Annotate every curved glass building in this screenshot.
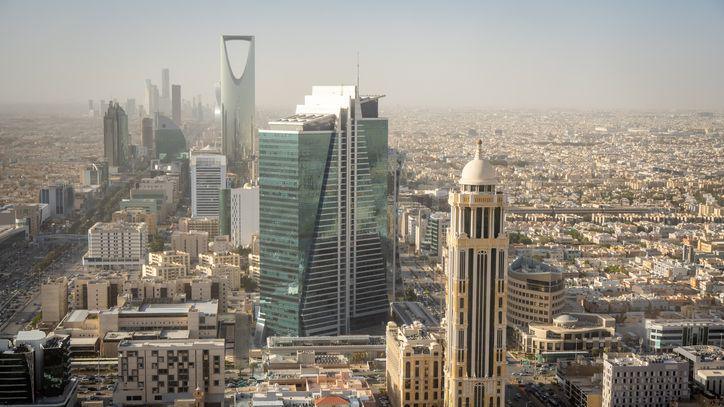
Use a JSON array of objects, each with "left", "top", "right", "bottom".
[{"left": 220, "top": 35, "right": 255, "bottom": 175}]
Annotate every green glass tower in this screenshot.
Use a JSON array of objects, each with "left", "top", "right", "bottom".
[
  {"left": 219, "top": 188, "right": 231, "bottom": 236},
  {"left": 259, "top": 86, "right": 389, "bottom": 336}
]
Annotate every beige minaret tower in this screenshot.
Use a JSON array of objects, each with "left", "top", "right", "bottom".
[{"left": 444, "top": 140, "right": 508, "bottom": 407}]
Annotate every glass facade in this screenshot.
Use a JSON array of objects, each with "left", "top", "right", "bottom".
[{"left": 259, "top": 108, "right": 389, "bottom": 336}]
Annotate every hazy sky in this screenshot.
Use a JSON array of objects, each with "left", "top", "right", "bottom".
[{"left": 1, "top": 0, "right": 723, "bottom": 110}]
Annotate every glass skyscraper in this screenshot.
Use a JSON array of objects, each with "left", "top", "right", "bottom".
[{"left": 259, "top": 86, "right": 388, "bottom": 336}]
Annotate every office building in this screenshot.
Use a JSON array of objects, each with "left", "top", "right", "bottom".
[
  {"left": 155, "top": 114, "right": 187, "bottom": 161},
  {"left": 507, "top": 256, "right": 565, "bottom": 332},
  {"left": 645, "top": 318, "right": 724, "bottom": 351},
  {"left": 0, "top": 331, "right": 76, "bottom": 406},
  {"left": 423, "top": 212, "right": 449, "bottom": 261},
  {"left": 161, "top": 68, "right": 170, "bottom": 106},
  {"left": 520, "top": 313, "right": 619, "bottom": 358},
  {"left": 41, "top": 277, "right": 68, "bottom": 324},
  {"left": 112, "top": 208, "right": 157, "bottom": 236},
  {"left": 444, "top": 140, "right": 507, "bottom": 407},
  {"left": 80, "top": 161, "right": 109, "bottom": 189},
  {"left": 13, "top": 203, "right": 46, "bottom": 240},
  {"left": 171, "top": 230, "right": 208, "bottom": 261},
  {"left": 386, "top": 321, "right": 444, "bottom": 407},
  {"left": 602, "top": 353, "right": 689, "bottom": 406},
  {"left": 141, "top": 117, "right": 154, "bottom": 155},
  {"left": 172, "top": 84, "right": 181, "bottom": 125},
  {"left": 220, "top": 35, "right": 255, "bottom": 173},
  {"left": 229, "top": 184, "right": 259, "bottom": 248},
  {"left": 190, "top": 149, "right": 226, "bottom": 218},
  {"left": 258, "top": 85, "right": 388, "bottom": 336},
  {"left": 39, "top": 182, "right": 75, "bottom": 219},
  {"left": 103, "top": 102, "right": 129, "bottom": 168},
  {"left": 145, "top": 80, "right": 159, "bottom": 116},
  {"left": 556, "top": 360, "right": 604, "bottom": 407},
  {"left": 114, "top": 339, "right": 225, "bottom": 406},
  {"left": 179, "top": 217, "right": 219, "bottom": 239},
  {"left": 82, "top": 221, "right": 148, "bottom": 269}
]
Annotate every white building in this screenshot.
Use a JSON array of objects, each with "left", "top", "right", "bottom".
[
  {"left": 645, "top": 319, "right": 724, "bottom": 351},
  {"left": 114, "top": 338, "right": 225, "bottom": 406},
  {"left": 190, "top": 150, "right": 226, "bottom": 218},
  {"left": 230, "top": 184, "right": 259, "bottom": 247},
  {"left": 83, "top": 221, "right": 148, "bottom": 269},
  {"left": 602, "top": 353, "right": 689, "bottom": 406}
]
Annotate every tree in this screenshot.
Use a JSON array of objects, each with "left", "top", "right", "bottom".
[
  {"left": 509, "top": 232, "right": 533, "bottom": 244},
  {"left": 149, "top": 235, "right": 165, "bottom": 252}
]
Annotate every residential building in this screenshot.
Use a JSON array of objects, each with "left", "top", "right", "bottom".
[
  {"left": 143, "top": 250, "right": 191, "bottom": 280},
  {"left": 386, "top": 321, "right": 444, "bottom": 407},
  {"left": 229, "top": 184, "right": 259, "bottom": 248},
  {"left": 112, "top": 208, "right": 158, "bottom": 236},
  {"left": 171, "top": 230, "right": 208, "bottom": 262},
  {"left": 259, "top": 85, "right": 388, "bottom": 336},
  {"left": 444, "top": 140, "right": 507, "bottom": 407},
  {"left": 82, "top": 222, "right": 148, "bottom": 269},
  {"left": 41, "top": 277, "right": 68, "bottom": 324},
  {"left": 178, "top": 217, "right": 219, "bottom": 239},
  {"left": 602, "top": 353, "right": 689, "bottom": 407},
  {"left": 114, "top": 339, "right": 225, "bottom": 406}
]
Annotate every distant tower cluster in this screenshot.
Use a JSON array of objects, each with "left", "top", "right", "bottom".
[
  {"left": 444, "top": 140, "right": 508, "bottom": 407},
  {"left": 220, "top": 35, "right": 255, "bottom": 177}
]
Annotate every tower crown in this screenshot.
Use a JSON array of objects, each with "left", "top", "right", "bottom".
[{"left": 459, "top": 139, "right": 497, "bottom": 186}]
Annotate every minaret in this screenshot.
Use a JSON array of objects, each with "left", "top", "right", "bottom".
[{"left": 444, "top": 140, "right": 508, "bottom": 407}]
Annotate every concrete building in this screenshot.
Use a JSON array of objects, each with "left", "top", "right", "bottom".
[
  {"left": 423, "top": 212, "right": 449, "bottom": 261},
  {"left": 39, "top": 182, "right": 75, "bottom": 219},
  {"left": 171, "top": 84, "right": 181, "bottom": 125},
  {"left": 507, "top": 256, "right": 565, "bottom": 332},
  {"left": 112, "top": 208, "right": 158, "bottom": 236},
  {"left": 82, "top": 222, "right": 148, "bottom": 269},
  {"left": 171, "top": 230, "right": 208, "bottom": 262},
  {"left": 178, "top": 217, "right": 219, "bottom": 239},
  {"left": 114, "top": 338, "right": 225, "bottom": 406},
  {"left": 645, "top": 318, "right": 724, "bottom": 351},
  {"left": 141, "top": 117, "right": 154, "bottom": 155},
  {"left": 41, "top": 277, "right": 68, "bottom": 324},
  {"left": 143, "top": 250, "right": 191, "bottom": 280},
  {"left": 386, "top": 321, "right": 444, "bottom": 407},
  {"left": 556, "top": 360, "right": 603, "bottom": 407},
  {"left": 220, "top": 35, "right": 255, "bottom": 174},
  {"left": 444, "top": 140, "right": 507, "bottom": 407},
  {"left": 73, "top": 276, "right": 125, "bottom": 310},
  {"left": 229, "top": 184, "right": 259, "bottom": 248},
  {"left": 259, "top": 86, "right": 388, "bottom": 336},
  {"left": 521, "top": 313, "right": 619, "bottom": 359},
  {"left": 80, "top": 161, "right": 109, "bottom": 189},
  {"left": 190, "top": 149, "right": 226, "bottom": 218},
  {"left": 673, "top": 345, "right": 724, "bottom": 383},
  {"left": 602, "top": 353, "right": 689, "bottom": 407}
]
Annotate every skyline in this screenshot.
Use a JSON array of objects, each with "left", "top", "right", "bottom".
[{"left": 0, "top": 0, "right": 723, "bottom": 110}]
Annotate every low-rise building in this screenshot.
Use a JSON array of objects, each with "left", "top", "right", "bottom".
[
  {"left": 521, "top": 313, "right": 619, "bottom": 359},
  {"left": 602, "top": 353, "right": 689, "bottom": 407},
  {"left": 645, "top": 318, "right": 724, "bottom": 351}
]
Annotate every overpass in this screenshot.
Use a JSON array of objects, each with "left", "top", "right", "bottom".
[{"left": 508, "top": 206, "right": 666, "bottom": 216}]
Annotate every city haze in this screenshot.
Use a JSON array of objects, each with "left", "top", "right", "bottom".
[{"left": 1, "top": 0, "right": 724, "bottom": 110}]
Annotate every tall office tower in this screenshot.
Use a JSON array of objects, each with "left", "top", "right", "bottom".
[
  {"left": 161, "top": 68, "right": 170, "bottom": 99},
  {"left": 145, "top": 80, "right": 160, "bottom": 116},
  {"left": 444, "top": 140, "right": 508, "bottom": 407},
  {"left": 41, "top": 277, "right": 68, "bottom": 324},
  {"left": 258, "top": 85, "right": 388, "bottom": 336},
  {"left": 100, "top": 99, "right": 107, "bottom": 116},
  {"left": 103, "top": 102, "right": 129, "bottom": 168},
  {"left": 171, "top": 84, "right": 181, "bottom": 125},
  {"left": 141, "top": 117, "right": 154, "bottom": 156},
  {"left": 220, "top": 35, "right": 255, "bottom": 174},
  {"left": 191, "top": 149, "right": 227, "bottom": 218},
  {"left": 88, "top": 99, "right": 94, "bottom": 117},
  {"left": 125, "top": 98, "right": 137, "bottom": 118}
]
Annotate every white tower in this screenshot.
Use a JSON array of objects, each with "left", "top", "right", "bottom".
[{"left": 444, "top": 140, "right": 508, "bottom": 407}]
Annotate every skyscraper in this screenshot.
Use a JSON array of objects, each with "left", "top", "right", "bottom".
[
  {"left": 191, "top": 149, "right": 227, "bottom": 218},
  {"left": 444, "top": 140, "right": 508, "bottom": 407},
  {"left": 220, "top": 35, "right": 254, "bottom": 174},
  {"left": 145, "top": 79, "right": 159, "bottom": 116},
  {"left": 172, "top": 84, "right": 181, "bottom": 125},
  {"left": 161, "top": 68, "right": 170, "bottom": 99},
  {"left": 103, "top": 102, "right": 129, "bottom": 168},
  {"left": 258, "top": 85, "right": 388, "bottom": 336}
]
